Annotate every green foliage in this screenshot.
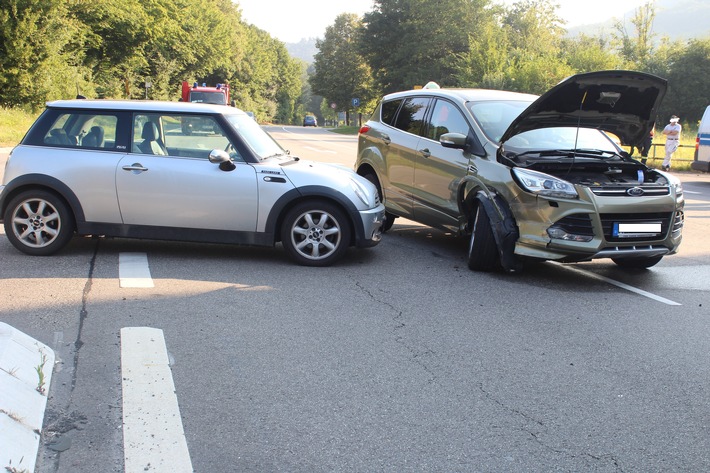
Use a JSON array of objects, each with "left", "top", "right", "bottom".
[
  {"left": 362, "top": 0, "right": 490, "bottom": 92},
  {"left": 0, "top": 0, "right": 90, "bottom": 109},
  {"left": 661, "top": 38, "right": 710, "bottom": 123},
  {"left": 0, "top": 0, "right": 302, "bottom": 123},
  {"left": 310, "top": 13, "right": 377, "bottom": 123}
]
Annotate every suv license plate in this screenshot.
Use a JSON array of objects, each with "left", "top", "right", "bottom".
[{"left": 613, "top": 222, "right": 662, "bottom": 238}]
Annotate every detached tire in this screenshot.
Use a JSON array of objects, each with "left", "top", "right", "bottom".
[
  {"left": 467, "top": 203, "right": 500, "bottom": 271},
  {"left": 612, "top": 255, "right": 663, "bottom": 269},
  {"left": 281, "top": 201, "right": 351, "bottom": 267},
  {"left": 4, "top": 190, "right": 75, "bottom": 256}
]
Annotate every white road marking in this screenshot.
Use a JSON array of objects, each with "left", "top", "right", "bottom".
[
  {"left": 119, "top": 253, "right": 154, "bottom": 288},
  {"left": 554, "top": 263, "right": 682, "bottom": 306},
  {"left": 121, "top": 327, "right": 193, "bottom": 473}
]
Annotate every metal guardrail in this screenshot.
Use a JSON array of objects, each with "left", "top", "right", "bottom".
[{"left": 629, "top": 143, "right": 696, "bottom": 163}]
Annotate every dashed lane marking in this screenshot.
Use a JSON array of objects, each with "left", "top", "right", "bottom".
[
  {"left": 121, "top": 327, "right": 193, "bottom": 473},
  {"left": 119, "top": 253, "right": 154, "bottom": 288}
]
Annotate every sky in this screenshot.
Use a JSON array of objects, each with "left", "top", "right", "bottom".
[{"left": 236, "top": 0, "right": 652, "bottom": 44}]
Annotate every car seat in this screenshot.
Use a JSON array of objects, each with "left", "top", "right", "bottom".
[
  {"left": 82, "top": 126, "right": 105, "bottom": 148},
  {"left": 138, "top": 122, "right": 168, "bottom": 155}
]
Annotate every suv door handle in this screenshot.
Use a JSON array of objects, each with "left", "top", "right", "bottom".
[
  {"left": 419, "top": 148, "right": 431, "bottom": 158},
  {"left": 381, "top": 134, "right": 391, "bottom": 145}
]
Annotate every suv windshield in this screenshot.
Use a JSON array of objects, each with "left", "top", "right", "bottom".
[
  {"left": 225, "top": 113, "right": 284, "bottom": 160},
  {"left": 468, "top": 100, "right": 619, "bottom": 155}
]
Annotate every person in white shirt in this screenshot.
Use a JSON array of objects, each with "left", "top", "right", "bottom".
[{"left": 661, "top": 115, "right": 681, "bottom": 171}]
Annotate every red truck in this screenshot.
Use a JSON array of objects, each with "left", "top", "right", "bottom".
[{"left": 181, "top": 81, "right": 231, "bottom": 105}]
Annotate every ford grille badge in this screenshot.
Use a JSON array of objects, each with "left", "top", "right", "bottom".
[{"left": 627, "top": 187, "right": 645, "bottom": 196}]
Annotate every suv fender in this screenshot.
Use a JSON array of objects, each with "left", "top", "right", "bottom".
[{"left": 474, "top": 190, "right": 521, "bottom": 272}]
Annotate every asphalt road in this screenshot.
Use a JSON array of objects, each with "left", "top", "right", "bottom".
[{"left": 1, "top": 130, "right": 710, "bottom": 472}]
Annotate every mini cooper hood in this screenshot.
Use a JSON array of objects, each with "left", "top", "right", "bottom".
[{"left": 499, "top": 70, "right": 668, "bottom": 147}]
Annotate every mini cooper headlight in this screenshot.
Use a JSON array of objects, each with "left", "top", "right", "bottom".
[
  {"left": 350, "top": 177, "right": 375, "bottom": 207},
  {"left": 512, "top": 168, "right": 578, "bottom": 199}
]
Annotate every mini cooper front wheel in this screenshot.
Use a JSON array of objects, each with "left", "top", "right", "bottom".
[
  {"left": 281, "top": 201, "right": 351, "bottom": 267},
  {"left": 4, "top": 190, "right": 75, "bottom": 256}
]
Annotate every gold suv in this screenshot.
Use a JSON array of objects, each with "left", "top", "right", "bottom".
[{"left": 356, "top": 71, "right": 684, "bottom": 272}]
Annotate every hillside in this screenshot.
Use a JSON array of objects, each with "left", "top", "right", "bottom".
[{"left": 568, "top": 0, "right": 710, "bottom": 40}]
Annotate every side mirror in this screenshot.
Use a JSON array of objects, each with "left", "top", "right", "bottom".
[
  {"left": 440, "top": 132, "right": 468, "bottom": 149},
  {"left": 209, "top": 149, "right": 236, "bottom": 171}
]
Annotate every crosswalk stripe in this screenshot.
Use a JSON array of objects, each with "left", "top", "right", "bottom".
[
  {"left": 121, "top": 327, "right": 193, "bottom": 473},
  {"left": 119, "top": 253, "right": 154, "bottom": 288}
]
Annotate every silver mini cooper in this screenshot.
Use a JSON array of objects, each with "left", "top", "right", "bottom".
[{"left": 0, "top": 100, "right": 385, "bottom": 266}]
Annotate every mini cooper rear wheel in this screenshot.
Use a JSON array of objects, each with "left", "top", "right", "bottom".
[
  {"left": 4, "top": 190, "right": 75, "bottom": 256},
  {"left": 281, "top": 201, "right": 351, "bottom": 267},
  {"left": 612, "top": 255, "right": 663, "bottom": 269},
  {"left": 467, "top": 204, "right": 499, "bottom": 271}
]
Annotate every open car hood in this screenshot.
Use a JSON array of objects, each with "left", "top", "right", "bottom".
[{"left": 499, "top": 70, "right": 667, "bottom": 147}]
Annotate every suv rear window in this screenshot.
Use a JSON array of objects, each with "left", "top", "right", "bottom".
[
  {"left": 394, "top": 97, "right": 430, "bottom": 136},
  {"left": 381, "top": 99, "right": 403, "bottom": 126}
]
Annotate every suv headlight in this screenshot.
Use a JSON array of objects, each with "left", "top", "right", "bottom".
[
  {"left": 350, "top": 177, "right": 375, "bottom": 207},
  {"left": 512, "top": 168, "right": 578, "bottom": 199}
]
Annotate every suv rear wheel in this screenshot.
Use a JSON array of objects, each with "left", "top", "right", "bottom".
[
  {"left": 4, "top": 190, "right": 75, "bottom": 256},
  {"left": 362, "top": 172, "right": 395, "bottom": 232}
]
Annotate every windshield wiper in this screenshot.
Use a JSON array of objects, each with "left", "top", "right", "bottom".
[{"left": 515, "top": 148, "right": 621, "bottom": 159}]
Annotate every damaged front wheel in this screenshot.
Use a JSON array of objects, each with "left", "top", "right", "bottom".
[{"left": 467, "top": 204, "right": 500, "bottom": 271}]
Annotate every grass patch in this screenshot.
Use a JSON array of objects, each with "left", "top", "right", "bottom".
[
  {"left": 0, "top": 107, "right": 38, "bottom": 147},
  {"left": 328, "top": 126, "right": 360, "bottom": 135}
]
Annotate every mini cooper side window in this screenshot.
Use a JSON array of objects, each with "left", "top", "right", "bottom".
[
  {"left": 394, "top": 97, "right": 430, "bottom": 136},
  {"left": 42, "top": 113, "right": 118, "bottom": 149},
  {"left": 132, "top": 113, "right": 241, "bottom": 161}
]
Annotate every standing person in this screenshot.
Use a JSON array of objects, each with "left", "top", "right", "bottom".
[
  {"left": 661, "top": 115, "right": 681, "bottom": 171},
  {"left": 640, "top": 125, "right": 654, "bottom": 165}
]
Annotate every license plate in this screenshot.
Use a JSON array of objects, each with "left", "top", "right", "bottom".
[{"left": 612, "top": 222, "right": 662, "bottom": 238}]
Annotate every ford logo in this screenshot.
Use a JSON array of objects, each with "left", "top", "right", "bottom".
[{"left": 627, "top": 187, "right": 645, "bottom": 196}]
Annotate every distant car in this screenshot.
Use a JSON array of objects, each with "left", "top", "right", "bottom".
[
  {"left": 356, "top": 70, "right": 684, "bottom": 271},
  {"left": 0, "top": 100, "right": 385, "bottom": 266},
  {"left": 303, "top": 115, "right": 318, "bottom": 127}
]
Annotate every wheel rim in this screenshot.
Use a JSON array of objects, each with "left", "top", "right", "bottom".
[
  {"left": 290, "top": 210, "right": 342, "bottom": 260},
  {"left": 11, "top": 198, "right": 62, "bottom": 248}
]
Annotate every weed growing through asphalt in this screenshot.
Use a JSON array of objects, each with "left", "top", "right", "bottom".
[{"left": 35, "top": 351, "right": 47, "bottom": 395}]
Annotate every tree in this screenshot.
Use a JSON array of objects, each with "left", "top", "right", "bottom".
[
  {"left": 0, "top": 0, "right": 89, "bottom": 109},
  {"left": 310, "top": 13, "right": 376, "bottom": 124},
  {"left": 362, "top": 0, "right": 491, "bottom": 93},
  {"left": 501, "top": 0, "right": 571, "bottom": 94},
  {"left": 613, "top": 1, "right": 657, "bottom": 68},
  {"left": 661, "top": 38, "right": 710, "bottom": 124},
  {"left": 560, "top": 34, "right": 621, "bottom": 73}
]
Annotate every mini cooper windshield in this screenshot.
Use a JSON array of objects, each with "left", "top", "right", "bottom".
[{"left": 225, "top": 113, "right": 286, "bottom": 160}]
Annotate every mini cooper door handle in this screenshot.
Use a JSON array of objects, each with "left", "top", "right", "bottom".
[{"left": 122, "top": 163, "right": 148, "bottom": 172}]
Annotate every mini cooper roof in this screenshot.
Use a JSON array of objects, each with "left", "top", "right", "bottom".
[{"left": 44, "top": 99, "right": 247, "bottom": 115}]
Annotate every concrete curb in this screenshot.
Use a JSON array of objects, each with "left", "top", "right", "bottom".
[{"left": 0, "top": 322, "right": 55, "bottom": 473}]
